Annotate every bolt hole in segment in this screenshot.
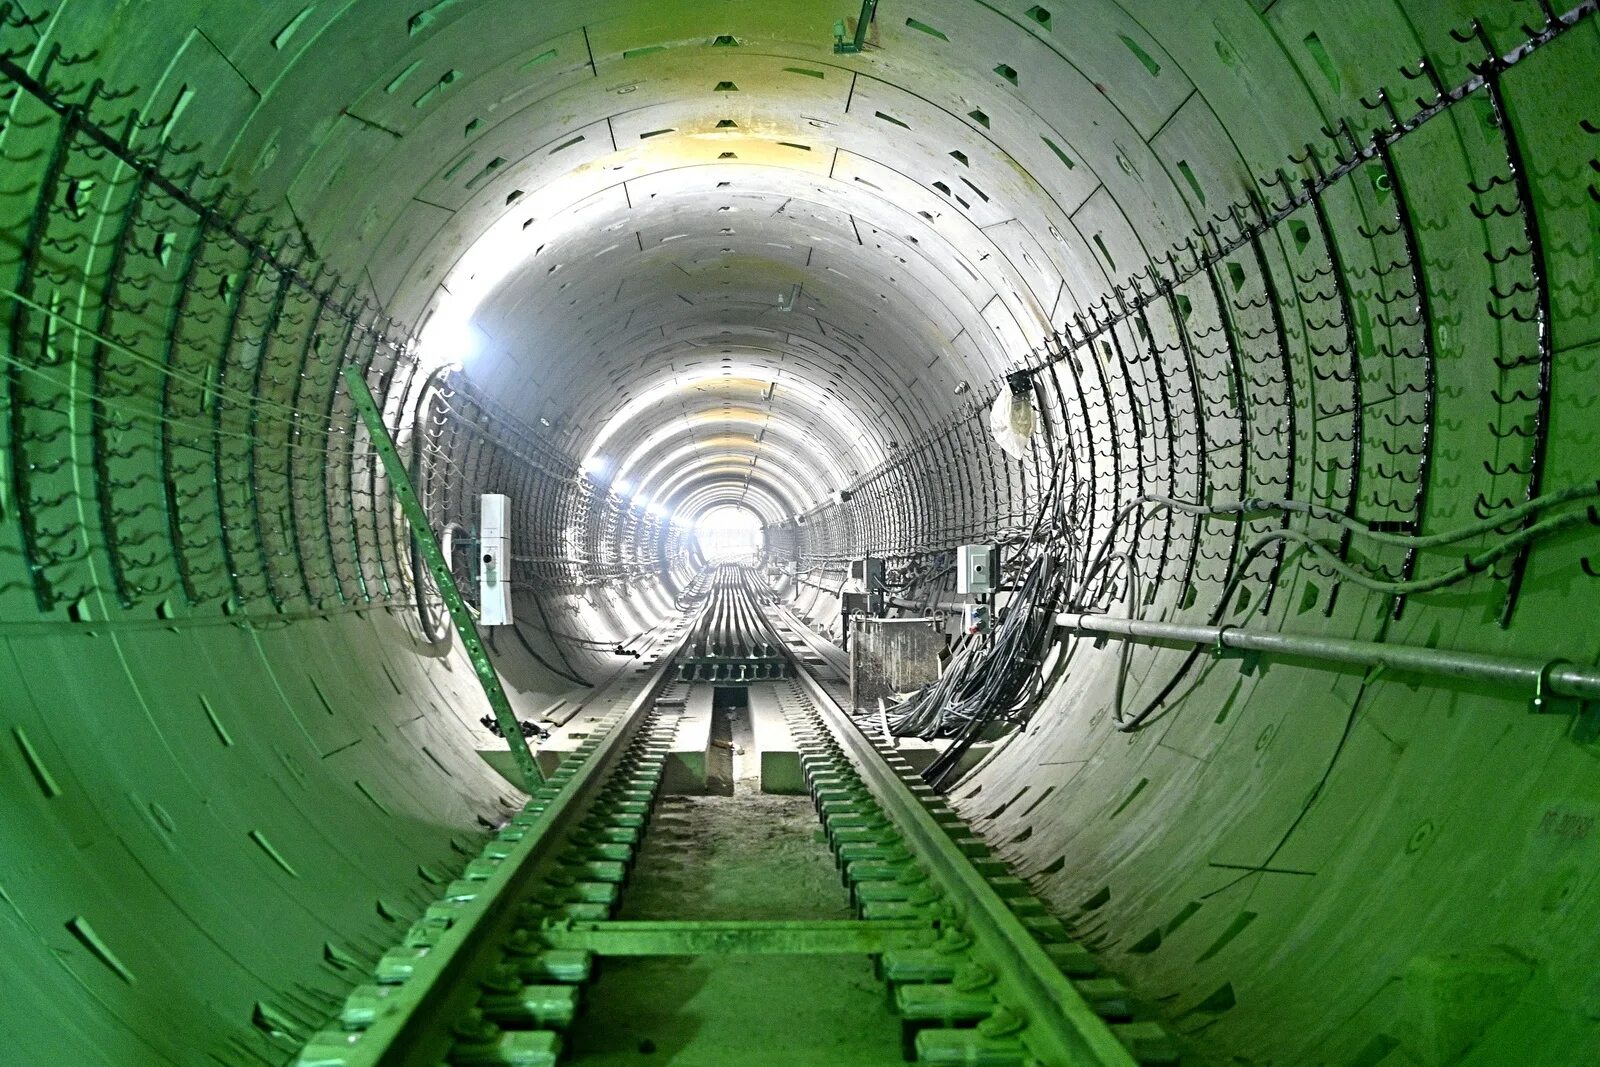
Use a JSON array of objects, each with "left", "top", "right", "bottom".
[{"left": 298, "top": 563, "right": 1173, "bottom": 1066}]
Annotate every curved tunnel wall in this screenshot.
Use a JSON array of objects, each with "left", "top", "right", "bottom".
[{"left": 0, "top": 2, "right": 1596, "bottom": 1065}]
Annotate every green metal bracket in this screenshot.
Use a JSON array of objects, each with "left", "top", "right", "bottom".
[
  {"left": 833, "top": 0, "right": 877, "bottom": 53},
  {"left": 341, "top": 365, "right": 543, "bottom": 792}
]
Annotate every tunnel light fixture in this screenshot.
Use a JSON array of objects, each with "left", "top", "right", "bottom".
[
  {"left": 989, "top": 373, "right": 1038, "bottom": 460},
  {"left": 613, "top": 478, "right": 634, "bottom": 497}
]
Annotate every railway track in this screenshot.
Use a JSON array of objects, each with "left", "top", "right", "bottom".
[
  {"left": 297, "top": 566, "right": 1177, "bottom": 1067},
  {"left": 675, "top": 566, "right": 789, "bottom": 683}
]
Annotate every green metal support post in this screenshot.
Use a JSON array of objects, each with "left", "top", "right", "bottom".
[
  {"left": 342, "top": 365, "right": 544, "bottom": 792},
  {"left": 833, "top": 0, "right": 877, "bottom": 52}
]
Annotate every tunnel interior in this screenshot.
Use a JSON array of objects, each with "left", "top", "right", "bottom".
[{"left": 2, "top": 0, "right": 1599, "bottom": 1064}]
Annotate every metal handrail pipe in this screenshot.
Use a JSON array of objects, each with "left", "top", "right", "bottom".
[{"left": 1054, "top": 612, "right": 1600, "bottom": 702}]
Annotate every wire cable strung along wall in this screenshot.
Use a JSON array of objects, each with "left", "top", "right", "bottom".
[
  {"left": 0, "top": 22, "right": 679, "bottom": 627},
  {"left": 0, "top": 31, "right": 418, "bottom": 621},
  {"left": 778, "top": 0, "right": 1600, "bottom": 769}
]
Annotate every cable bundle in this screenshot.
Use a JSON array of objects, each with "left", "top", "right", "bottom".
[{"left": 885, "top": 553, "right": 1064, "bottom": 789}]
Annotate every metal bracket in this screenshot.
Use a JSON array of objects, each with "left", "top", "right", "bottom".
[
  {"left": 1532, "top": 659, "right": 1581, "bottom": 716},
  {"left": 1211, "top": 626, "right": 1261, "bottom": 674},
  {"left": 833, "top": 0, "right": 878, "bottom": 53}
]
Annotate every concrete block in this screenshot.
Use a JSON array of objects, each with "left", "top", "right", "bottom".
[
  {"left": 1400, "top": 947, "right": 1535, "bottom": 1065},
  {"left": 661, "top": 689, "right": 729, "bottom": 795},
  {"left": 850, "top": 617, "right": 945, "bottom": 711},
  {"left": 748, "top": 687, "right": 804, "bottom": 794}
]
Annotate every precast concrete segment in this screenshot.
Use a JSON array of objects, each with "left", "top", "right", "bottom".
[{"left": 0, "top": 2, "right": 1598, "bottom": 1064}]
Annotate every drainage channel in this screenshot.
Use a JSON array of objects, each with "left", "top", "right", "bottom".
[{"left": 296, "top": 570, "right": 1178, "bottom": 1067}]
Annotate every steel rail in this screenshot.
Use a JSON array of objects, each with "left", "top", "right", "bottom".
[
  {"left": 786, "top": 637, "right": 1139, "bottom": 1067},
  {"left": 299, "top": 570, "right": 1153, "bottom": 1066},
  {"left": 313, "top": 639, "right": 685, "bottom": 1066}
]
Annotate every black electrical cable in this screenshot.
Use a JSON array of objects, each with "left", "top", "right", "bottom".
[
  {"left": 413, "top": 521, "right": 468, "bottom": 646},
  {"left": 1051, "top": 483, "right": 1600, "bottom": 733},
  {"left": 411, "top": 537, "right": 450, "bottom": 644},
  {"left": 917, "top": 555, "right": 1064, "bottom": 789},
  {"left": 885, "top": 553, "right": 1061, "bottom": 743},
  {"left": 510, "top": 617, "right": 592, "bottom": 688},
  {"left": 868, "top": 370, "right": 1081, "bottom": 794},
  {"left": 875, "top": 351, "right": 1600, "bottom": 782},
  {"left": 526, "top": 589, "right": 593, "bottom": 685}
]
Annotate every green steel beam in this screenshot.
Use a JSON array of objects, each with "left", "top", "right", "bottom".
[
  {"left": 341, "top": 365, "right": 543, "bottom": 792},
  {"left": 537, "top": 918, "right": 937, "bottom": 955}
]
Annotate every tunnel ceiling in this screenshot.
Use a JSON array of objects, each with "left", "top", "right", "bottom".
[{"left": 200, "top": 0, "right": 1304, "bottom": 525}]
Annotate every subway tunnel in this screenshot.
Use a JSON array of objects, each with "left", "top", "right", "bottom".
[{"left": 2, "top": 0, "right": 1599, "bottom": 1064}]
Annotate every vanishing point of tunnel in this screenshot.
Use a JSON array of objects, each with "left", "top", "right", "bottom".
[{"left": 2, "top": 1, "right": 1599, "bottom": 1065}]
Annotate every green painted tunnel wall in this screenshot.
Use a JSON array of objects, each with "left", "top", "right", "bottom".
[{"left": 0, "top": 2, "right": 1595, "bottom": 1066}]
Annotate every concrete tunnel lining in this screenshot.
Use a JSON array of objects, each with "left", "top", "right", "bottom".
[{"left": 0, "top": 0, "right": 1597, "bottom": 1064}]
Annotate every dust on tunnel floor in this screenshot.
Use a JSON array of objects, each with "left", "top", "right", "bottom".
[
  {"left": 561, "top": 711, "right": 907, "bottom": 1066},
  {"left": 559, "top": 953, "right": 904, "bottom": 1066}
]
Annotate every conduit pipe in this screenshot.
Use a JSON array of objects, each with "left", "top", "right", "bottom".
[{"left": 1054, "top": 613, "right": 1600, "bottom": 704}]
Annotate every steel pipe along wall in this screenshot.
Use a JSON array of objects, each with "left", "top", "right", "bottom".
[{"left": 0, "top": 1, "right": 1596, "bottom": 1064}]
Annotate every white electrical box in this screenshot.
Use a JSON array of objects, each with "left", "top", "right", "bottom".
[
  {"left": 479, "top": 494, "right": 513, "bottom": 626},
  {"left": 848, "top": 557, "right": 885, "bottom": 592},
  {"left": 957, "top": 544, "right": 998, "bottom": 595},
  {"left": 962, "top": 603, "right": 990, "bottom": 635}
]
